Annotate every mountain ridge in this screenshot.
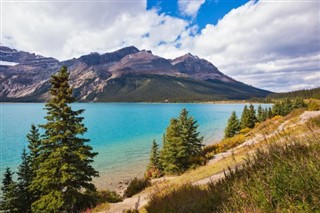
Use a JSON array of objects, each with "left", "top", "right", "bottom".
[{"left": 0, "top": 46, "right": 271, "bottom": 102}]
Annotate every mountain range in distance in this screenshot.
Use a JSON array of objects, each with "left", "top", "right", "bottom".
[{"left": 0, "top": 46, "right": 272, "bottom": 102}]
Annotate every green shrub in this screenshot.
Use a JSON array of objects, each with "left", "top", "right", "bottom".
[
  {"left": 97, "top": 189, "right": 123, "bottom": 203},
  {"left": 124, "top": 177, "right": 151, "bottom": 198},
  {"left": 239, "top": 127, "right": 251, "bottom": 135},
  {"left": 308, "top": 100, "right": 320, "bottom": 111}
]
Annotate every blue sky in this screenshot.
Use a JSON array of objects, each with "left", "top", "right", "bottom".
[
  {"left": 147, "top": 0, "right": 249, "bottom": 30},
  {"left": 1, "top": 0, "right": 319, "bottom": 92}
]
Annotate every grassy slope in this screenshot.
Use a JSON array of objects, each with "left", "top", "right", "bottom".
[
  {"left": 96, "top": 108, "right": 320, "bottom": 212},
  {"left": 145, "top": 110, "right": 320, "bottom": 212}
]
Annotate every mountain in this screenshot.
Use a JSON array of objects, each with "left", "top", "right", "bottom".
[{"left": 0, "top": 46, "right": 271, "bottom": 102}]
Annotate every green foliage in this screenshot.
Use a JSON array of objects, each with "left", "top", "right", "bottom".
[
  {"left": 159, "top": 109, "right": 204, "bottom": 174},
  {"left": 29, "top": 66, "right": 99, "bottom": 212},
  {"left": 268, "top": 87, "right": 320, "bottom": 99},
  {"left": 240, "top": 105, "right": 255, "bottom": 129},
  {"left": 17, "top": 148, "right": 33, "bottom": 212},
  {"left": 308, "top": 100, "right": 320, "bottom": 111},
  {"left": 272, "top": 98, "right": 306, "bottom": 116},
  {"left": 97, "top": 190, "right": 123, "bottom": 203},
  {"left": 146, "top": 140, "right": 162, "bottom": 178},
  {"left": 0, "top": 168, "right": 19, "bottom": 212},
  {"left": 96, "top": 74, "right": 271, "bottom": 102},
  {"left": 224, "top": 111, "right": 240, "bottom": 138},
  {"left": 146, "top": 136, "right": 320, "bottom": 212},
  {"left": 124, "top": 177, "right": 151, "bottom": 198},
  {"left": 27, "top": 124, "right": 41, "bottom": 172}
]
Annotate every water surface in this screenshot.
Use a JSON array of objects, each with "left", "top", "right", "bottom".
[{"left": 0, "top": 103, "right": 271, "bottom": 188}]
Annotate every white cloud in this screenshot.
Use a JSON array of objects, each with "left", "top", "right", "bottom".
[
  {"left": 177, "top": 1, "right": 320, "bottom": 92},
  {"left": 1, "top": 0, "right": 319, "bottom": 92},
  {"left": 178, "top": 0, "right": 206, "bottom": 17}
]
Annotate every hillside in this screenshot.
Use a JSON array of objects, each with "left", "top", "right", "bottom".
[
  {"left": 268, "top": 87, "right": 320, "bottom": 99},
  {"left": 0, "top": 46, "right": 271, "bottom": 102},
  {"left": 96, "top": 108, "right": 320, "bottom": 212}
]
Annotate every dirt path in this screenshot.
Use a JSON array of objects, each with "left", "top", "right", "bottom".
[{"left": 101, "top": 111, "right": 320, "bottom": 213}]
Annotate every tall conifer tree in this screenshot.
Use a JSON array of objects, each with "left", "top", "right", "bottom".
[
  {"left": 0, "top": 168, "right": 18, "bottom": 212},
  {"left": 27, "top": 124, "right": 41, "bottom": 173},
  {"left": 178, "top": 108, "right": 203, "bottom": 169},
  {"left": 160, "top": 118, "right": 182, "bottom": 174},
  {"left": 248, "top": 104, "right": 257, "bottom": 128},
  {"left": 159, "top": 109, "right": 203, "bottom": 174},
  {"left": 30, "top": 66, "right": 98, "bottom": 212},
  {"left": 240, "top": 105, "right": 250, "bottom": 129},
  {"left": 17, "top": 148, "right": 33, "bottom": 212},
  {"left": 224, "top": 111, "right": 240, "bottom": 138}
]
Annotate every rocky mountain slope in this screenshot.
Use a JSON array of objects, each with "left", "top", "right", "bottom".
[{"left": 0, "top": 46, "right": 271, "bottom": 102}]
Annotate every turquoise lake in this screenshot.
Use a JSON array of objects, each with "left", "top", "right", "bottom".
[{"left": 0, "top": 103, "right": 271, "bottom": 189}]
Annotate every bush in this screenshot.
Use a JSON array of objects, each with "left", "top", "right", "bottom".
[
  {"left": 97, "top": 189, "right": 123, "bottom": 203},
  {"left": 124, "top": 177, "right": 151, "bottom": 198},
  {"left": 308, "top": 100, "right": 320, "bottom": 111},
  {"left": 239, "top": 127, "right": 251, "bottom": 135},
  {"left": 215, "top": 134, "right": 246, "bottom": 153}
]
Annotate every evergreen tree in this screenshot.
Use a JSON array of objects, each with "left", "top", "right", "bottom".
[
  {"left": 240, "top": 105, "right": 250, "bottom": 129},
  {"left": 272, "top": 102, "right": 282, "bottom": 116},
  {"left": 248, "top": 104, "right": 257, "bottom": 128},
  {"left": 0, "top": 168, "right": 19, "bottom": 212},
  {"left": 282, "top": 98, "right": 292, "bottom": 115},
  {"left": 268, "top": 107, "right": 273, "bottom": 119},
  {"left": 178, "top": 108, "right": 203, "bottom": 168},
  {"left": 261, "top": 107, "right": 268, "bottom": 122},
  {"left": 224, "top": 111, "right": 240, "bottom": 138},
  {"left": 27, "top": 124, "right": 41, "bottom": 172},
  {"left": 292, "top": 98, "right": 306, "bottom": 108},
  {"left": 147, "top": 140, "right": 160, "bottom": 170},
  {"left": 17, "top": 148, "right": 33, "bottom": 212},
  {"left": 30, "top": 66, "right": 99, "bottom": 212},
  {"left": 159, "top": 109, "right": 203, "bottom": 174},
  {"left": 160, "top": 118, "right": 182, "bottom": 174},
  {"left": 257, "top": 105, "right": 264, "bottom": 122},
  {"left": 146, "top": 140, "right": 161, "bottom": 177}
]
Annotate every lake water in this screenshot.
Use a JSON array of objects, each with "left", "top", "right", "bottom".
[{"left": 0, "top": 103, "right": 271, "bottom": 189}]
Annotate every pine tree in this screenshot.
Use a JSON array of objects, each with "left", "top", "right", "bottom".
[
  {"left": 178, "top": 108, "right": 203, "bottom": 169},
  {"left": 272, "top": 102, "right": 282, "bottom": 116},
  {"left": 160, "top": 118, "right": 182, "bottom": 174},
  {"left": 224, "top": 111, "right": 240, "bottom": 138},
  {"left": 148, "top": 140, "right": 160, "bottom": 169},
  {"left": 248, "top": 104, "right": 257, "bottom": 128},
  {"left": 240, "top": 105, "right": 250, "bottom": 129},
  {"left": 159, "top": 109, "right": 203, "bottom": 174},
  {"left": 268, "top": 107, "right": 273, "bottom": 119},
  {"left": 261, "top": 107, "right": 268, "bottom": 121},
  {"left": 17, "top": 148, "right": 33, "bottom": 212},
  {"left": 257, "top": 105, "right": 263, "bottom": 122},
  {"left": 30, "top": 66, "right": 99, "bottom": 212},
  {"left": 146, "top": 140, "right": 161, "bottom": 177},
  {"left": 0, "top": 168, "right": 19, "bottom": 212},
  {"left": 27, "top": 124, "right": 41, "bottom": 172}
]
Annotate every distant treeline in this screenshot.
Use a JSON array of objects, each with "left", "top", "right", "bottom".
[{"left": 268, "top": 87, "right": 320, "bottom": 99}]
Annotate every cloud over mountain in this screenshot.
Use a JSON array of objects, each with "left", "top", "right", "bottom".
[{"left": 1, "top": 0, "right": 319, "bottom": 92}]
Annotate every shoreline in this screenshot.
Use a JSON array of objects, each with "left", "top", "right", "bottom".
[
  {"left": 0, "top": 100, "right": 271, "bottom": 104},
  {"left": 92, "top": 134, "right": 223, "bottom": 192}
]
